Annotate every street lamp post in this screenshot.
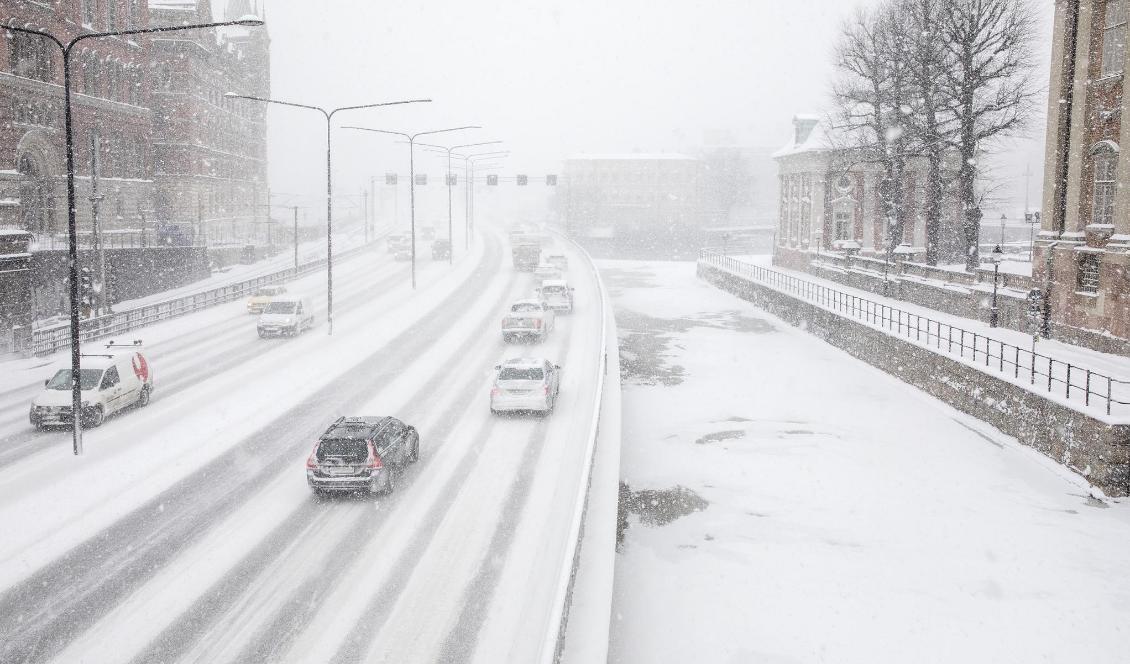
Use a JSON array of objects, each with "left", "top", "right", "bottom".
[
  {"left": 989, "top": 244, "right": 1004, "bottom": 328},
  {"left": 415, "top": 141, "right": 502, "bottom": 264},
  {"left": 999, "top": 213, "right": 1007, "bottom": 247},
  {"left": 466, "top": 152, "right": 509, "bottom": 241},
  {"left": 0, "top": 14, "right": 265, "bottom": 456},
  {"left": 426, "top": 149, "right": 509, "bottom": 250},
  {"left": 343, "top": 126, "right": 481, "bottom": 288},
  {"left": 224, "top": 94, "right": 431, "bottom": 334}
]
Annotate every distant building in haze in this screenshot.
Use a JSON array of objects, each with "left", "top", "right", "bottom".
[{"left": 562, "top": 154, "right": 704, "bottom": 252}]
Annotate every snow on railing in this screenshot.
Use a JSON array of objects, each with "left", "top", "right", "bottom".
[
  {"left": 30, "top": 241, "right": 378, "bottom": 357},
  {"left": 701, "top": 249, "right": 1130, "bottom": 418},
  {"left": 538, "top": 232, "right": 611, "bottom": 664}
]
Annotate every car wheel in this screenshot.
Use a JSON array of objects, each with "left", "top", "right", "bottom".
[
  {"left": 84, "top": 406, "right": 105, "bottom": 428},
  {"left": 137, "top": 386, "right": 151, "bottom": 408},
  {"left": 409, "top": 435, "right": 420, "bottom": 463},
  {"left": 490, "top": 407, "right": 499, "bottom": 416},
  {"left": 382, "top": 469, "right": 395, "bottom": 495},
  {"left": 257, "top": 330, "right": 266, "bottom": 338}
]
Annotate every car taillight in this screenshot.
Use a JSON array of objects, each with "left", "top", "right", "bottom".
[
  {"left": 366, "top": 441, "right": 383, "bottom": 469},
  {"left": 305, "top": 444, "right": 319, "bottom": 469},
  {"left": 491, "top": 388, "right": 502, "bottom": 397},
  {"left": 533, "top": 319, "right": 542, "bottom": 328},
  {"left": 542, "top": 385, "right": 550, "bottom": 395}
]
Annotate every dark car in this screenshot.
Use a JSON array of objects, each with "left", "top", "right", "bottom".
[
  {"left": 305, "top": 416, "right": 420, "bottom": 496},
  {"left": 432, "top": 239, "right": 452, "bottom": 260}
]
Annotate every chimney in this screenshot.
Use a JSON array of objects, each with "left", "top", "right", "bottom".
[{"left": 793, "top": 115, "right": 819, "bottom": 146}]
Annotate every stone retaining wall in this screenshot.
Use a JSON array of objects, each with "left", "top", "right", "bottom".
[{"left": 699, "top": 261, "right": 1130, "bottom": 496}]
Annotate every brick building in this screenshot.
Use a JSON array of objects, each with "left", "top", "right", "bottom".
[
  {"left": 0, "top": 0, "right": 156, "bottom": 242},
  {"left": 149, "top": 0, "right": 269, "bottom": 246},
  {"left": 0, "top": 0, "right": 269, "bottom": 327},
  {"left": 773, "top": 115, "right": 963, "bottom": 266},
  {"left": 1037, "top": 0, "right": 1130, "bottom": 348}
]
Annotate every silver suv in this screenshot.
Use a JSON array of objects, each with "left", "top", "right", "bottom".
[{"left": 305, "top": 416, "right": 420, "bottom": 496}]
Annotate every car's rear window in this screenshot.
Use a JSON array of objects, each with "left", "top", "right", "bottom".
[
  {"left": 499, "top": 367, "right": 544, "bottom": 381},
  {"left": 542, "top": 286, "right": 565, "bottom": 294},
  {"left": 317, "top": 438, "right": 368, "bottom": 461},
  {"left": 511, "top": 303, "right": 540, "bottom": 312}
]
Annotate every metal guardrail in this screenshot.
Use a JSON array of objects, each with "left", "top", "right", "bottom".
[
  {"left": 701, "top": 249, "right": 1130, "bottom": 417},
  {"left": 539, "top": 232, "right": 611, "bottom": 664},
  {"left": 30, "top": 241, "right": 376, "bottom": 357}
]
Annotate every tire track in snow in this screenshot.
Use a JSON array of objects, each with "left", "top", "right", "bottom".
[
  {"left": 328, "top": 333, "right": 577, "bottom": 664},
  {"left": 0, "top": 258, "right": 408, "bottom": 468},
  {"left": 0, "top": 237, "right": 501, "bottom": 664},
  {"left": 127, "top": 251, "right": 520, "bottom": 664}
]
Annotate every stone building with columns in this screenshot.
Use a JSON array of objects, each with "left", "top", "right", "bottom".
[
  {"left": 773, "top": 115, "right": 963, "bottom": 266},
  {"left": 1037, "top": 0, "right": 1130, "bottom": 347}
]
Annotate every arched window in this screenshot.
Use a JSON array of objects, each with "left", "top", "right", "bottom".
[
  {"left": 1091, "top": 141, "right": 1119, "bottom": 225},
  {"left": 1102, "top": 0, "right": 1127, "bottom": 78}
]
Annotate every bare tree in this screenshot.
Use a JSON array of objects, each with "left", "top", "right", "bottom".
[
  {"left": 830, "top": 3, "right": 916, "bottom": 256},
  {"left": 898, "top": 0, "right": 956, "bottom": 265},
  {"left": 940, "top": 0, "right": 1038, "bottom": 270}
]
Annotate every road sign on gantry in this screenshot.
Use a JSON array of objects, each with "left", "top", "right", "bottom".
[
  {"left": 415, "top": 174, "right": 427, "bottom": 185},
  {"left": 487, "top": 174, "right": 498, "bottom": 186},
  {"left": 516, "top": 175, "right": 528, "bottom": 186},
  {"left": 546, "top": 174, "right": 557, "bottom": 186},
  {"left": 385, "top": 173, "right": 397, "bottom": 185},
  {"left": 446, "top": 174, "right": 457, "bottom": 186}
]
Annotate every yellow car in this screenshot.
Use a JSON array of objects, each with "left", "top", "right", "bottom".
[{"left": 247, "top": 285, "right": 287, "bottom": 314}]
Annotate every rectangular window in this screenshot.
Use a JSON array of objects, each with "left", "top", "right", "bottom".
[
  {"left": 108, "top": 0, "right": 118, "bottom": 31},
  {"left": 83, "top": 0, "right": 96, "bottom": 26},
  {"left": 1077, "top": 253, "right": 1101, "bottom": 293},
  {"left": 1092, "top": 152, "right": 1118, "bottom": 225},
  {"left": 1102, "top": 0, "right": 1127, "bottom": 77},
  {"left": 834, "top": 209, "right": 852, "bottom": 241}
]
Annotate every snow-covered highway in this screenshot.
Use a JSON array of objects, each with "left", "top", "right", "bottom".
[{"left": 0, "top": 230, "right": 607, "bottom": 664}]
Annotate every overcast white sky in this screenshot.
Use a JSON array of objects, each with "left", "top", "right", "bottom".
[{"left": 256, "top": 0, "right": 1054, "bottom": 224}]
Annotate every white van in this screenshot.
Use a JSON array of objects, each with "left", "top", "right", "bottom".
[
  {"left": 29, "top": 341, "right": 153, "bottom": 429},
  {"left": 257, "top": 296, "right": 315, "bottom": 337}
]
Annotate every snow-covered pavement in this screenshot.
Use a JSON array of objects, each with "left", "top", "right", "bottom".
[
  {"left": 603, "top": 260, "right": 1130, "bottom": 664},
  {"left": 0, "top": 228, "right": 606, "bottom": 664}
]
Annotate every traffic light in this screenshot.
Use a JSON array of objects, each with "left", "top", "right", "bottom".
[
  {"left": 385, "top": 173, "right": 398, "bottom": 186},
  {"left": 415, "top": 174, "right": 427, "bottom": 186},
  {"left": 487, "top": 174, "right": 498, "bottom": 186},
  {"left": 516, "top": 174, "right": 528, "bottom": 186},
  {"left": 446, "top": 173, "right": 457, "bottom": 186},
  {"left": 546, "top": 174, "right": 557, "bottom": 186}
]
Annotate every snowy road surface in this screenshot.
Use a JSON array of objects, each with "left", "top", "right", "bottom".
[
  {"left": 0, "top": 230, "right": 605, "bottom": 664},
  {"left": 604, "top": 260, "right": 1130, "bottom": 664}
]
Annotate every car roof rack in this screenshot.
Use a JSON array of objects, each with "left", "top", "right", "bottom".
[{"left": 105, "top": 339, "right": 143, "bottom": 349}]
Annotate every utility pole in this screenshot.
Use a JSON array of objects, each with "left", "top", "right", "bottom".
[
  {"left": 1023, "top": 163, "right": 1034, "bottom": 263},
  {"left": 362, "top": 188, "right": 369, "bottom": 244},
  {"left": 293, "top": 205, "right": 299, "bottom": 274},
  {"left": 89, "top": 131, "right": 108, "bottom": 316}
]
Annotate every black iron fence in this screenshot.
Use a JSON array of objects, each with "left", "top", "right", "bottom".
[
  {"left": 701, "top": 249, "right": 1130, "bottom": 417},
  {"left": 30, "top": 240, "right": 378, "bottom": 356}
]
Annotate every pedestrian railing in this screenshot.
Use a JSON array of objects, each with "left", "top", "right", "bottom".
[
  {"left": 701, "top": 249, "right": 1130, "bottom": 417},
  {"left": 30, "top": 242, "right": 376, "bottom": 357}
]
